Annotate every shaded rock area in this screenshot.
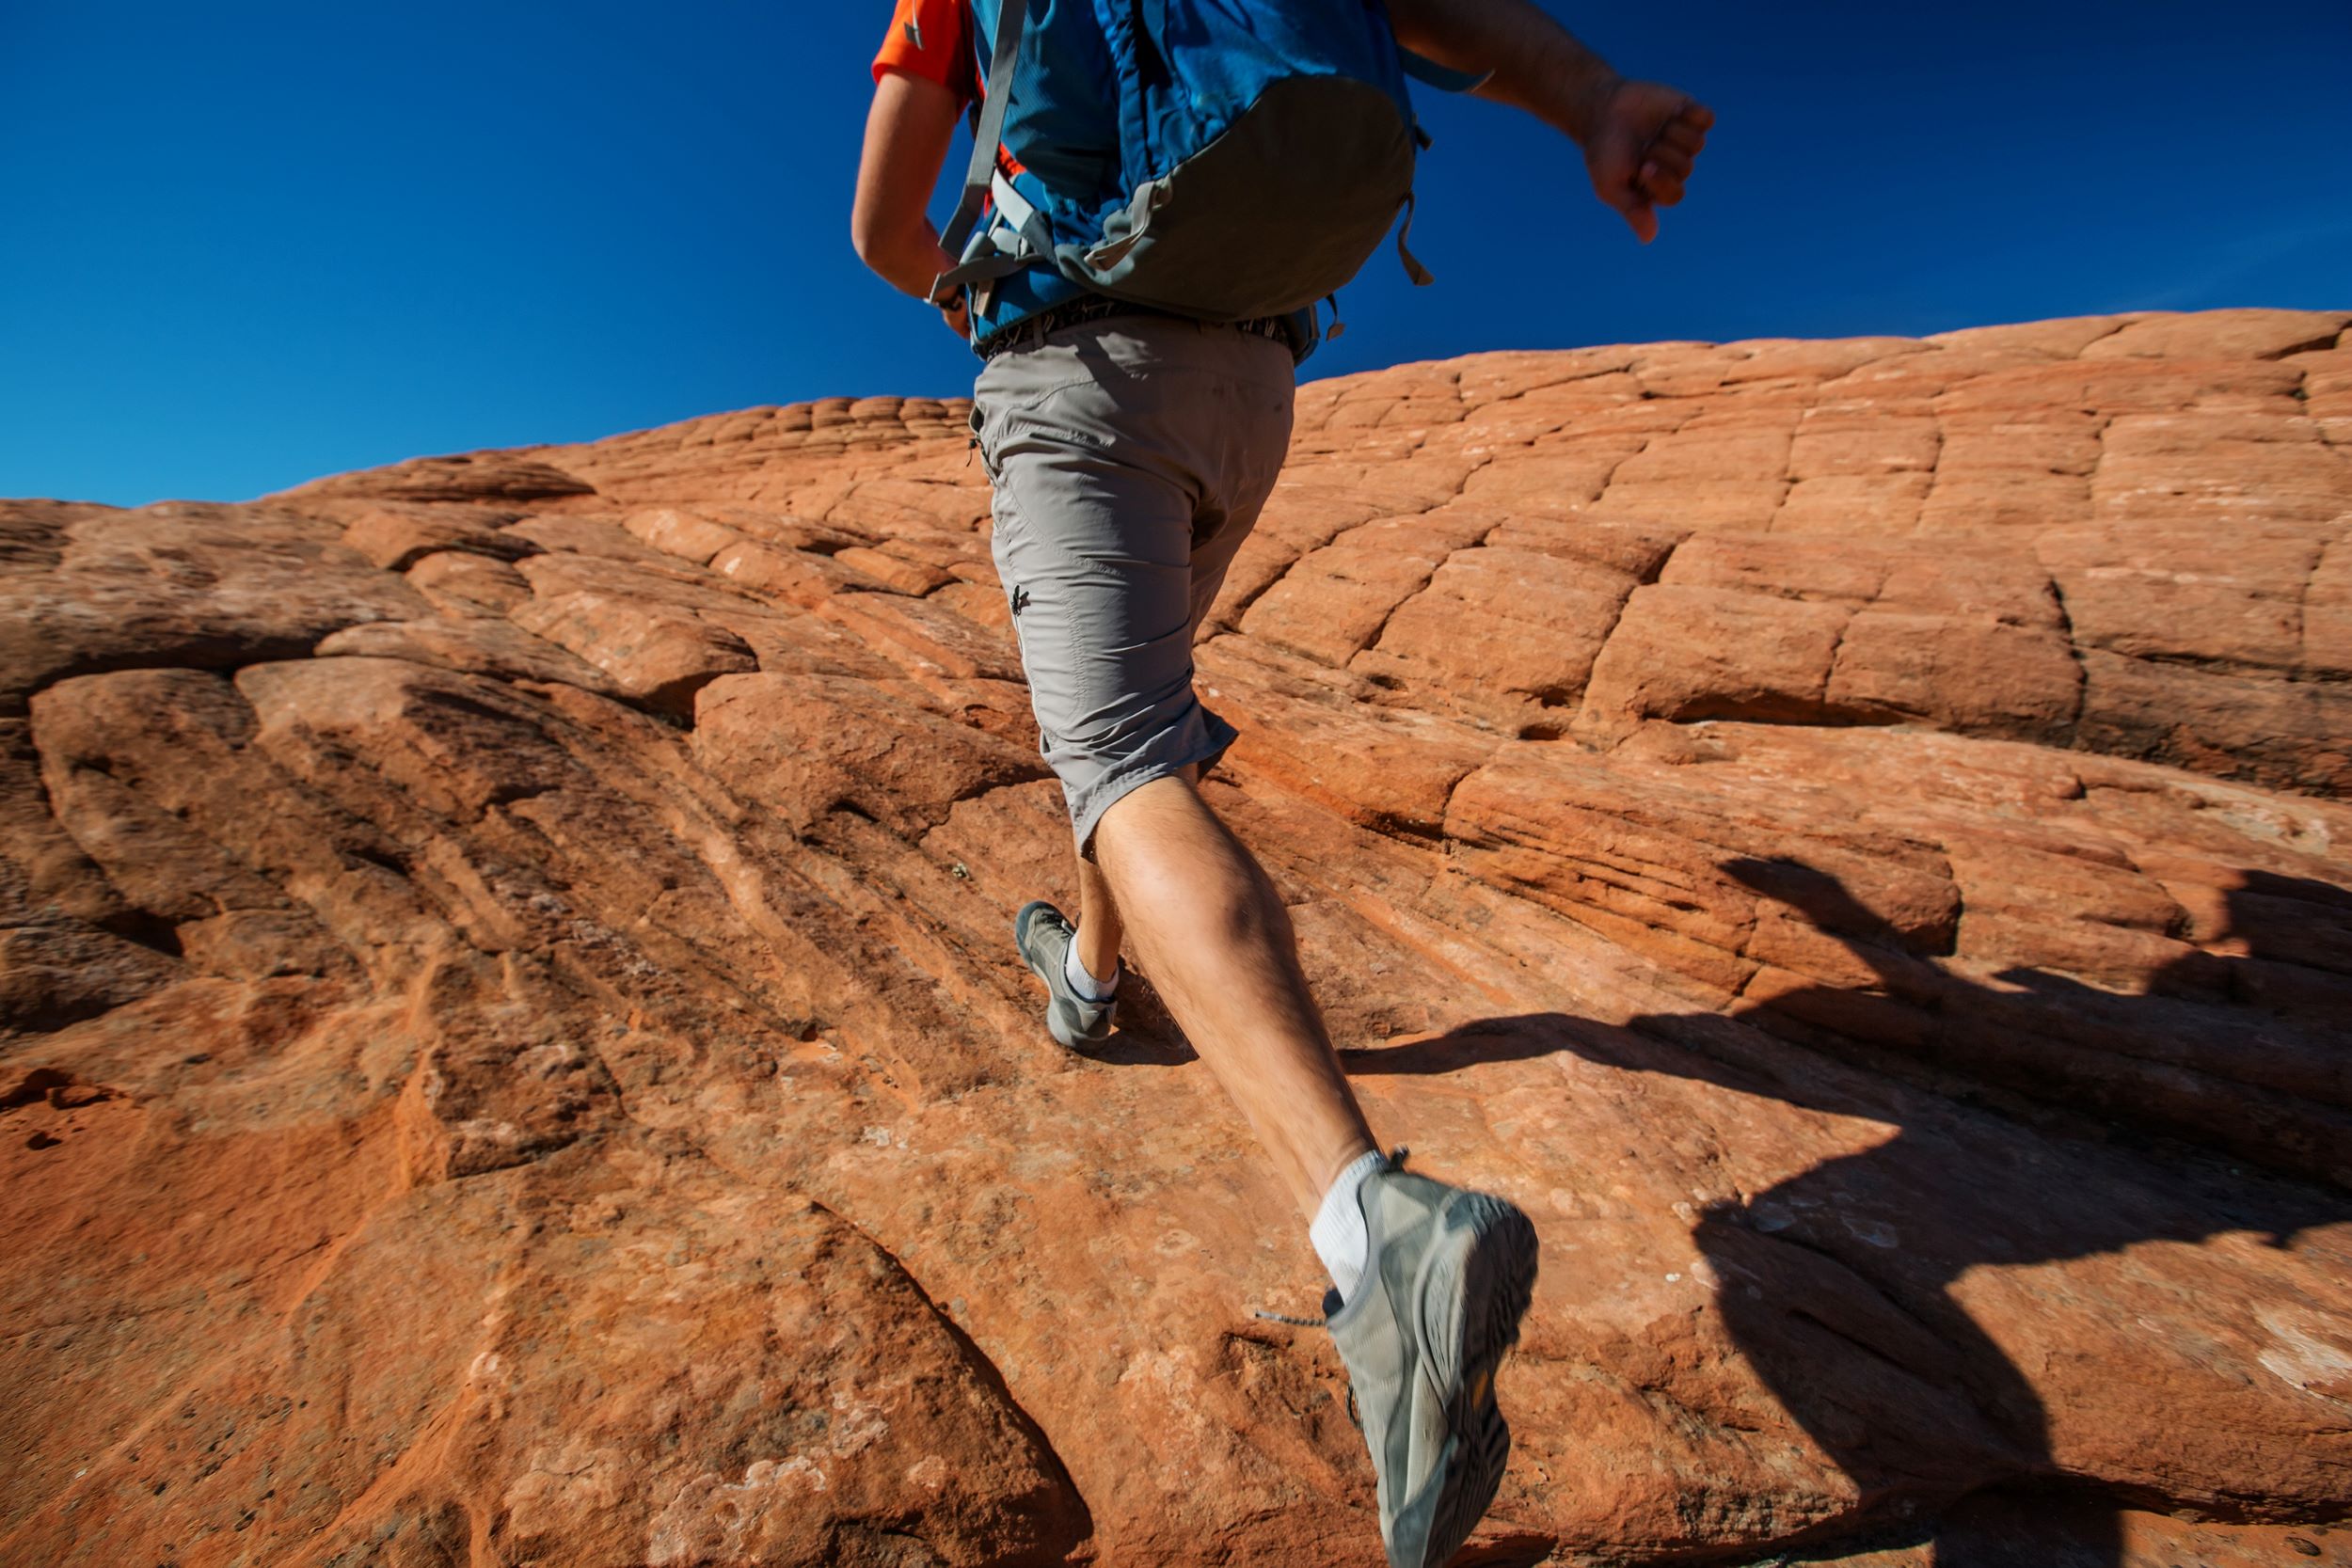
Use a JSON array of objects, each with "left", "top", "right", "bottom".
[{"left": 5, "top": 308, "right": 2351, "bottom": 1567}]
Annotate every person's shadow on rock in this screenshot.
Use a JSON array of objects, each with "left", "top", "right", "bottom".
[{"left": 1353, "top": 862, "right": 2352, "bottom": 1566}]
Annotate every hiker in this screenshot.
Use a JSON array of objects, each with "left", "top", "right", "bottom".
[{"left": 853, "top": 4, "right": 1709, "bottom": 1562}]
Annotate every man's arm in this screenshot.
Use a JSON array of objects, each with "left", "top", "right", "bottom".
[
  {"left": 1385, "top": 0, "right": 1712, "bottom": 243},
  {"left": 851, "top": 69, "right": 971, "bottom": 336}
]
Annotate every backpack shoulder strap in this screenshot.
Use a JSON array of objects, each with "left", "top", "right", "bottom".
[{"left": 938, "top": 0, "right": 1030, "bottom": 265}]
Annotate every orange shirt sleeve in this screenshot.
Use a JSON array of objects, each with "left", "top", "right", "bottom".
[{"left": 872, "top": 0, "right": 976, "bottom": 106}]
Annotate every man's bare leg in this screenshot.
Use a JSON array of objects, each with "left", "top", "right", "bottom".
[
  {"left": 1071, "top": 853, "right": 1124, "bottom": 987},
  {"left": 1090, "top": 772, "right": 1378, "bottom": 1222}
]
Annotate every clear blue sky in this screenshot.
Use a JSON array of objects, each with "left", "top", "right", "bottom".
[{"left": 5, "top": 2, "right": 2347, "bottom": 507}]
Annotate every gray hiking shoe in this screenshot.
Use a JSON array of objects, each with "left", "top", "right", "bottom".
[
  {"left": 1013, "top": 900, "right": 1116, "bottom": 1049},
  {"left": 1326, "top": 1152, "right": 1538, "bottom": 1568}
]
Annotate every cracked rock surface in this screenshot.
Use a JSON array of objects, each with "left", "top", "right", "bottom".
[{"left": 5, "top": 308, "right": 2352, "bottom": 1567}]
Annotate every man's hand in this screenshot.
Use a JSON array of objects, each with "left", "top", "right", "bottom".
[
  {"left": 935, "top": 287, "right": 972, "bottom": 340},
  {"left": 1386, "top": 0, "right": 1713, "bottom": 242},
  {"left": 1581, "top": 82, "right": 1713, "bottom": 244}
]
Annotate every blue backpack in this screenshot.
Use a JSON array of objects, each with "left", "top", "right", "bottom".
[{"left": 934, "top": 0, "right": 1481, "bottom": 340}]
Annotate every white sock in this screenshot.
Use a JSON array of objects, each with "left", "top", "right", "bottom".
[
  {"left": 1063, "top": 942, "right": 1118, "bottom": 1001},
  {"left": 1310, "top": 1148, "right": 1388, "bottom": 1304}
]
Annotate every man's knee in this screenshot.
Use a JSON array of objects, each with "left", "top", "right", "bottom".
[
  {"left": 1196, "top": 853, "right": 1294, "bottom": 957},
  {"left": 1094, "top": 776, "right": 1290, "bottom": 943},
  {"left": 1089, "top": 770, "right": 1199, "bottom": 861}
]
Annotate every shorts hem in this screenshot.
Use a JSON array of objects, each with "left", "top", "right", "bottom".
[{"left": 1069, "top": 708, "right": 1242, "bottom": 861}]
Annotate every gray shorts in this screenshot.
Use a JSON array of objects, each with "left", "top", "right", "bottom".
[{"left": 971, "top": 313, "right": 1296, "bottom": 853}]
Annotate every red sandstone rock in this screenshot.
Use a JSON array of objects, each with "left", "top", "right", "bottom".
[
  {"left": 338, "top": 502, "right": 537, "bottom": 570},
  {"left": 405, "top": 547, "right": 534, "bottom": 614},
  {"left": 0, "top": 503, "right": 429, "bottom": 716},
  {"left": 5, "top": 309, "right": 2350, "bottom": 1567}
]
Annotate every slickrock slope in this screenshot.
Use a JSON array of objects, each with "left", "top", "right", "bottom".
[{"left": 6, "top": 307, "right": 2352, "bottom": 1567}]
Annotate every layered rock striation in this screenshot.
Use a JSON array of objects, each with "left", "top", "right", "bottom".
[{"left": 5, "top": 308, "right": 2351, "bottom": 1566}]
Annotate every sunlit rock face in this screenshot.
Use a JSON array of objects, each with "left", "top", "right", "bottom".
[{"left": 4, "top": 308, "right": 2349, "bottom": 1567}]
